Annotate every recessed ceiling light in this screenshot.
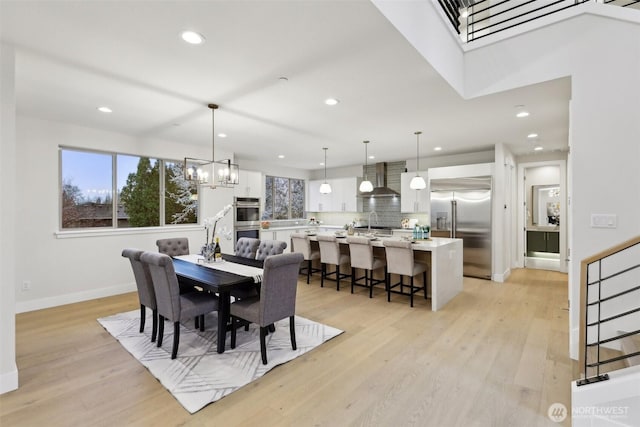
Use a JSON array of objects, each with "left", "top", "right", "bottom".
[
  {"left": 527, "top": 133, "right": 538, "bottom": 138},
  {"left": 278, "top": 154, "right": 285, "bottom": 159},
  {"left": 515, "top": 105, "right": 529, "bottom": 118},
  {"left": 217, "top": 133, "right": 227, "bottom": 138},
  {"left": 534, "top": 145, "right": 543, "bottom": 151},
  {"left": 325, "top": 98, "right": 339, "bottom": 106},
  {"left": 320, "top": 162, "right": 325, "bottom": 166},
  {"left": 181, "top": 30, "right": 205, "bottom": 45},
  {"left": 97, "top": 106, "right": 112, "bottom": 113},
  {"left": 368, "top": 155, "right": 375, "bottom": 160},
  {"left": 434, "top": 146, "right": 442, "bottom": 151}
]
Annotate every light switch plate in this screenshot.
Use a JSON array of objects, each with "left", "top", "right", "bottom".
[{"left": 590, "top": 214, "right": 617, "bottom": 228}]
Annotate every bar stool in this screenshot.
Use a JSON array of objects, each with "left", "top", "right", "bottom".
[
  {"left": 346, "top": 236, "right": 386, "bottom": 298},
  {"left": 290, "top": 232, "right": 321, "bottom": 284},
  {"left": 317, "top": 235, "right": 351, "bottom": 291},
  {"left": 383, "top": 240, "right": 428, "bottom": 307}
]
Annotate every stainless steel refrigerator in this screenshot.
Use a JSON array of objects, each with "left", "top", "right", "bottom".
[{"left": 430, "top": 177, "right": 492, "bottom": 279}]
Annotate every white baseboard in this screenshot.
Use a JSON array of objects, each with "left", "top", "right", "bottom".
[
  {"left": 492, "top": 268, "right": 511, "bottom": 283},
  {"left": 15, "top": 283, "right": 136, "bottom": 314},
  {"left": 0, "top": 365, "right": 18, "bottom": 395}
]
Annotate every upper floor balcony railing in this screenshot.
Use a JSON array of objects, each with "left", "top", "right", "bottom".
[{"left": 438, "top": 0, "right": 640, "bottom": 43}]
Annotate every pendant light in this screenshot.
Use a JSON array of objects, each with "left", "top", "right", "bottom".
[
  {"left": 319, "top": 147, "right": 332, "bottom": 194},
  {"left": 184, "top": 103, "right": 239, "bottom": 188},
  {"left": 409, "top": 131, "right": 427, "bottom": 190},
  {"left": 359, "top": 140, "right": 373, "bottom": 193}
]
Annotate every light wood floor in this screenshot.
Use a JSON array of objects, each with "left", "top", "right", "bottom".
[{"left": 1, "top": 268, "right": 579, "bottom": 426}]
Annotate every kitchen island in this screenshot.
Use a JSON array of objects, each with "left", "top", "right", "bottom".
[{"left": 308, "top": 232, "right": 463, "bottom": 311}]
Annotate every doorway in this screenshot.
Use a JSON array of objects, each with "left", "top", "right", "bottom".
[{"left": 517, "top": 161, "right": 568, "bottom": 273}]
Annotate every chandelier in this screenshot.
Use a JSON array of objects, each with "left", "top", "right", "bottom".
[{"left": 184, "top": 103, "right": 239, "bottom": 188}]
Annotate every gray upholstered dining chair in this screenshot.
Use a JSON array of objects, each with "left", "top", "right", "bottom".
[
  {"left": 255, "top": 239, "right": 287, "bottom": 260},
  {"left": 346, "top": 236, "right": 387, "bottom": 298},
  {"left": 235, "top": 237, "right": 261, "bottom": 259},
  {"left": 317, "top": 235, "right": 351, "bottom": 291},
  {"left": 140, "top": 251, "right": 219, "bottom": 359},
  {"left": 290, "top": 232, "right": 321, "bottom": 284},
  {"left": 229, "top": 252, "right": 304, "bottom": 365},
  {"left": 121, "top": 248, "right": 158, "bottom": 342},
  {"left": 156, "top": 238, "right": 190, "bottom": 256},
  {"left": 382, "top": 240, "right": 428, "bottom": 307}
]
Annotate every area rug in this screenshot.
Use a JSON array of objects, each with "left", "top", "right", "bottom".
[{"left": 98, "top": 310, "right": 343, "bottom": 413}]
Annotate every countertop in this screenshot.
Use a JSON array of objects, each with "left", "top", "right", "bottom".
[
  {"left": 527, "top": 226, "right": 560, "bottom": 232},
  {"left": 260, "top": 224, "right": 343, "bottom": 231},
  {"left": 307, "top": 231, "right": 461, "bottom": 252}
]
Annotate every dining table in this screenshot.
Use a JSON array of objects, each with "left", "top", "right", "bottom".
[{"left": 172, "top": 253, "right": 264, "bottom": 353}]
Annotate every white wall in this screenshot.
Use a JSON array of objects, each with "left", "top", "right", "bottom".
[
  {"left": 376, "top": 2, "right": 640, "bottom": 359},
  {"left": 464, "top": 9, "right": 640, "bottom": 359},
  {"left": 238, "top": 158, "right": 310, "bottom": 181},
  {"left": 494, "top": 143, "right": 517, "bottom": 282},
  {"left": 1, "top": 44, "right": 18, "bottom": 394},
  {"left": 13, "top": 116, "right": 236, "bottom": 313}
]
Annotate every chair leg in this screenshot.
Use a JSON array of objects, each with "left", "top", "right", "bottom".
[
  {"left": 386, "top": 273, "right": 391, "bottom": 302},
  {"left": 351, "top": 267, "right": 355, "bottom": 294},
  {"left": 307, "top": 259, "right": 312, "bottom": 284},
  {"left": 139, "top": 304, "right": 146, "bottom": 333},
  {"left": 199, "top": 314, "right": 205, "bottom": 332},
  {"left": 336, "top": 265, "right": 340, "bottom": 291},
  {"left": 410, "top": 276, "right": 414, "bottom": 308},
  {"left": 321, "top": 264, "right": 325, "bottom": 287},
  {"left": 368, "top": 270, "right": 373, "bottom": 298},
  {"left": 151, "top": 309, "right": 158, "bottom": 342},
  {"left": 268, "top": 324, "right": 276, "bottom": 333},
  {"left": 230, "top": 316, "right": 237, "bottom": 349},
  {"left": 157, "top": 315, "right": 165, "bottom": 347},
  {"left": 195, "top": 316, "right": 199, "bottom": 330},
  {"left": 260, "top": 326, "right": 268, "bottom": 365},
  {"left": 424, "top": 270, "right": 428, "bottom": 299},
  {"left": 289, "top": 316, "right": 297, "bottom": 350},
  {"left": 171, "top": 322, "right": 180, "bottom": 359}
]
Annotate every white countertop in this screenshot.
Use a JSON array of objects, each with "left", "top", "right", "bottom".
[
  {"left": 527, "top": 226, "right": 560, "bottom": 232},
  {"left": 262, "top": 224, "right": 346, "bottom": 231},
  {"left": 308, "top": 232, "right": 461, "bottom": 252}
]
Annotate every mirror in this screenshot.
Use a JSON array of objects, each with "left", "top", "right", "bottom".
[{"left": 532, "top": 185, "right": 560, "bottom": 226}]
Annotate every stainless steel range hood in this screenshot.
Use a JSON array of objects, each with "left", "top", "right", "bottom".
[{"left": 361, "top": 162, "right": 400, "bottom": 197}]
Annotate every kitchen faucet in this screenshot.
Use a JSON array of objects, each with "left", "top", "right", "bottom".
[{"left": 368, "top": 211, "right": 379, "bottom": 233}]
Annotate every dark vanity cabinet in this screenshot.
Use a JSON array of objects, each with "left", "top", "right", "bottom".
[{"left": 527, "top": 230, "right": 559, "bottom": 254}]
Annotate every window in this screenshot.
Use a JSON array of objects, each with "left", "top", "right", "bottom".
[
  {"left": 60, "top": 148, "right": 198, "bottom": 229},
  {"left": 263, "top": 176, "right": 305, "bottom": 220}
]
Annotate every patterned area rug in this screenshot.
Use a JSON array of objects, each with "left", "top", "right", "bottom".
[{"left": 98, "top": 310, "right": 343, "bottom": 413}]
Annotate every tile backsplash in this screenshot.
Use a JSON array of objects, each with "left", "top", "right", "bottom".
[{"left": 309, "top": 161, "right": 431, "bottom": 228}]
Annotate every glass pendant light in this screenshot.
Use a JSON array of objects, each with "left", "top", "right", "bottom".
[
  {"left": 319, "top": 147, "right": 332, "bottom": 194},
  {"left": 359, "top": 140, "right": 373, "bottom": 193},
  {"left": 409, "top": 131, "right": 427, "bottom": 190}
]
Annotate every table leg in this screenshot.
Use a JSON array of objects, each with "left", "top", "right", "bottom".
[{"left": 217, "top": 290, "right": 231, "bottom": 353}]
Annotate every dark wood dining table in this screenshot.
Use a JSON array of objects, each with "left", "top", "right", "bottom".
[{"left": 172, "top": 253, "right": 263, "bottom": 353}]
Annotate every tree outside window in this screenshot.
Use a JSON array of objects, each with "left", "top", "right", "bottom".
[
  {"left": 264, "top": 176, "right": 304, "bottom": 220},
  {"left": 60, "top": 148, "right": 198, "bottom": 229}
]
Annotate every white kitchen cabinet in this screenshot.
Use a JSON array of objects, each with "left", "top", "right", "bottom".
[
  {"left": 259, "top": 229, "right": 292, "bottom": 252},
  {"left": 307, "top": 180, "right": 332, "bottom": 211},
  {"left": 401, "top": 171, "right": 430, "bottom": 213},
  {"left": 307, "top": 177, "right": 360, "bottom": 212},
  {"left": 234, "top": 170, "right": 263, "bottom": 198}
]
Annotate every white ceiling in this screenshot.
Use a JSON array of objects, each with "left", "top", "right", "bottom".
[{"left": 0, "top": 0, "right": 570, "bottom": 171}]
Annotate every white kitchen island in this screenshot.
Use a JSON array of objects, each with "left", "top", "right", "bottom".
[{"left": 307, "top": 233, "right": 464, "bottom": 311}]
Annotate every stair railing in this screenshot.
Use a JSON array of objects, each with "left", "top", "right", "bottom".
[
  {"left": 577, "top": 235, "right": 640, "bottom": 386},
  {"left": 437, "top": 0, "right": 640, "bottom": 43}
]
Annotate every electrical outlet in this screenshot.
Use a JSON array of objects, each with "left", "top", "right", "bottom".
[{"left": 21, "top": 280, "right": 31, "bottom": 292}]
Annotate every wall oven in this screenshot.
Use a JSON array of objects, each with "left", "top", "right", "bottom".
[{"left": 234, "top": 197, "right": 260, "bottom": 244}]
